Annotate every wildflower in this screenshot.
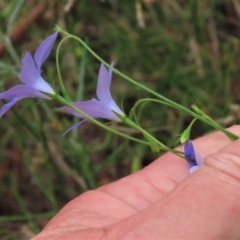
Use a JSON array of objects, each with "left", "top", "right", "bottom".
[
  {"left": 184, "top": 141, "right": 204, "bottom": 173},
  {"left": 0, "top": 32, "right": 58, "bottom": 117},
  {"left": 61, "top": 63, "right": 124, "bottom": 135}
]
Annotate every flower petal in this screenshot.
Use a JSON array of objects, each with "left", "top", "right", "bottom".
[
  {"left": 96, "top": 63, "right": 123, "bottom": 115},
  {"left": 32, "top": 76, "right": 55, "bottom": 94},
  {"left": 189, "top": 165, "right": 199, "bottom": 173},
  {"left": 34, "top": 32, "right": 58, "bottom": 72},
  {"left": 0, "top": 99, "right": 17, "bottom": 117},
  {"left": 20, "top": 53, "right": 40, "bottom": 85},
  {"left": 61, "top": 106, "right": 84, "bottom": 118},
  {"left": 184, "top": 141, "right": 204, "bottom": 168},
  {"left": 195, "top": 148, "right": 204, "bottom": 166},
  {"left": 184, "top": 141, "right": 196, "bottom": 161},
  {"left": 188, "top": 161, "right": 197, "bottom": 168},
  {"left": 19, "top": 53, "right": 54, "bottom": 94},
  {"left": 96, "top": 63, "right": 111, "bottom": 103},
  {"left": 61, "top": 99, "right": 121, "bottom": 121},
  {"left": 0, "top": 85, "right": 50, "bottom": 101},
  {"left": 62, "top": 120, "right": 87, "bottom": 136}
]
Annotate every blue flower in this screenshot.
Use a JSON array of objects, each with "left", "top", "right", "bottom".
[
  {"left": 184, "top": 141, "right": 204, "bottom": 173},
  {"left": 0, "top": 32, "right": 58, "bottom": 117},
  {"left": 61, "top": 63, "right": 124, "bottom": 135}
]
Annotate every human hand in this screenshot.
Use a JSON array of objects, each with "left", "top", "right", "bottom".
[{"left": 32, "top": 125, "right": 240, "bottom": 239}]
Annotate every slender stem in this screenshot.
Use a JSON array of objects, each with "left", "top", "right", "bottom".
[
  {"left": 123, "top": 117, "right": 185, "bottom": 158},
  {"left": 0, "top": 211, "right": 57, "bottom": 222},
  {"left": 132, "top": 98, "right": 238, "bottom": 142},
  {"left": 72, "top": 45, "right": 87, "bottom": 140},
  {"left": 56, "top": 36, "right": 72, "bottom": 100},
  {"left": 55, "top": 27, "right": 238, "bottom": 141},
  {"left": 224, "top": 39, "right": 238, "bottom": 104},
  {"left": 112, "top": 73, "right": 237, "bottom": 141}
]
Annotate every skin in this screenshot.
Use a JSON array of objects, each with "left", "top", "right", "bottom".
[{"left": 32, "top": 125, "right": 240, "bottom": 239}]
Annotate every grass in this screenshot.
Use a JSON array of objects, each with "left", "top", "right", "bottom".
[{"left": 0, "top": 0, "right": 240, "bottom": 238}]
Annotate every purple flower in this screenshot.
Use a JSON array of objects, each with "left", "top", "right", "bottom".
[
  {"left": 61, "top": 63, "right": 124, "bottom": 135},
  {"left": 184, "top": 141, "right": 204, "bottom": 173},
  {"left": 0, "top": 32, "right": 58, "bottom": 117}
]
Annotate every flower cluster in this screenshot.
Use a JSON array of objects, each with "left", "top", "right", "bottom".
[
  {"left": 0, "top": 32, "right": 205, "bottom": 172},
  {"left": 0, "top": 32, "right": 124, "bottom": 135}
]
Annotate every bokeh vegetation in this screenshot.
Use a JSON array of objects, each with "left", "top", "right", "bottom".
[{"left": 0, "top": 0, "right": 240, "bottom": 238}]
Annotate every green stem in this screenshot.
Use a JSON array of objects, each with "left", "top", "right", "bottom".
[
  {"left": 72, "top": 45, "right": 87, "bottom": 140},
  {"left": 110, "top": 75, "right": 237, "bottom": 141},
  {"left": 224, "top": 38, "right": 239, "bottom": 103},
  {"left": 133, "top": 98, "right": 238, "bottom": 141},
  {"left": 56, "top": 36, "right": 72, "bottom": 100},
  {"left": 123, "top": 116, "right": 185, "bottom": 158},
  {"left": 0, "top": 211, "right": 57, "bottom": 222},
  {"left": 11, "top": 172, "right": 39, "bottom": 231},
  {"left": 55, "top": 27, "right": 238, "bottom": 141}
]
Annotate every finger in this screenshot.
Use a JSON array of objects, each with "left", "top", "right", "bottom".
[
  {"left": 32, "top": 126, "right": 240, "bottom": 240},
  {"left": 110, "top": 137, "right": 240, "bottom": 239},
  {"left": 99, "top": 125, "right": 240, "bottom": 210}
]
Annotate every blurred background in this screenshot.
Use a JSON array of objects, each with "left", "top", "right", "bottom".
[{"left": 0, "top": 0, "right": 240, "bottom": 238}]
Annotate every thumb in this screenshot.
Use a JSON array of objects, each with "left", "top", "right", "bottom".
[{"left": 111, "top": 138, "right": 240, "bottom": 239}]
